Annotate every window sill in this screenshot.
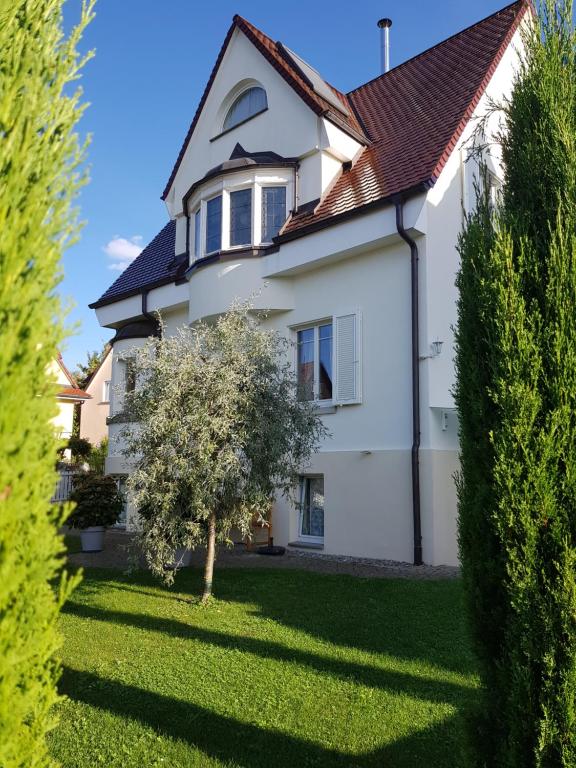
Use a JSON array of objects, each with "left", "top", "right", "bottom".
[
  {"left": 313, "top": 404, "right": 336, "bottom": 416},
  {"left": 209, "top": 107, "right": 268, "bottom": 142},
  {"left": 288, "top": 540, "right": 324, "bottom": 551}
]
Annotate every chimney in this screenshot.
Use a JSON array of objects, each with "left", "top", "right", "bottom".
[{"left": 377, "top": 18, "right": 392, "bottom": 74}]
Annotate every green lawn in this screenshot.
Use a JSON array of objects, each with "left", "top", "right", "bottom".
[{"left": 50, "top": 567, "right": 479, "bottom": 768}]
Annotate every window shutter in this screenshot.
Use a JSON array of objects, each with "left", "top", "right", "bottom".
[{"left": 334, "top": 311, "right": 362, "bottom": 405}]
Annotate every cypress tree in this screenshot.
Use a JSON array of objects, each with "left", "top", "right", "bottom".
[
  {"left": 0, "top": 2, "right": 93, "bottom": 766},
  {"left": 455, "top": 1, "right": 576, "bottom": 765}
]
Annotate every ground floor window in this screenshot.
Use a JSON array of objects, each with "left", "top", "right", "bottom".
[
  {"left": 113, "top": 476, "right": 128, "bottom": 528},
  {"left": 299, "top": 476, "right": 324, "bottom": 540}
]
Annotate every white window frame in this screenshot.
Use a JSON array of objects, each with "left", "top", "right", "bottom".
[
  {"left": 292, "top": 309, "right": 362, "bottom": 407},
  {"left": 294, "top": 319, "right": 334, "bottom": 404},
  {"left": 298, "top": 475, "right": 325, "bottom": 543},
  {"left": 205, "top": 193, "right": 223, "bottom": 255},
  {"left": 102, "top": 379, "right": 111, "bottom": 403},
  {"left": 187, "top": 169, "right": 292, "bottom": 262},
  {"left": 260, "top": 184, "right": 288, "bottom": 244}
]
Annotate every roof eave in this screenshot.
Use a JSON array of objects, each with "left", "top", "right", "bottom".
[{"left": 275, "top": 180, "right": 433, "bottom": 245}]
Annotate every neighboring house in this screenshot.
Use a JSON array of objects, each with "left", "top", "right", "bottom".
[
  {"left": 79, "top": 346, "right": 112, "bottom": 445},
  {"left": 90, "top": 1, "right": 532, "bottom": 565},
  {"left": 50, "top": 354, "right": 90, "bottom": 441}
]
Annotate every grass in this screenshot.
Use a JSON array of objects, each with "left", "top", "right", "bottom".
[{"left": 50, "top": 567, "right": 479, "bottom": 768}]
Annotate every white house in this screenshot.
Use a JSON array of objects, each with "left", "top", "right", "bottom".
[{"left": 90, "top": 1, "right": 531, "bottom": 566}]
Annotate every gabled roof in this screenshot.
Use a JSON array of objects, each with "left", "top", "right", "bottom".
[
  {"left": 161, "top": 14, "right": 368, "bottom": 202},
  {"left": 90, "top": 222, "right": 178, "bottom": 308},
  {"left": 281, "top": 0, "right": 529, "bottom": 237},
  {"left": 83, "top": 346, "right": 112, "bottom": 390},
  {"left": 93, "top": 1, "right": 530, "bottom": 309},
  {"left": 57, "top": 386, "right": 91, "bottom": 401},
  {"left": 56, "top": 353, "right": 79, "bottom": 387}
]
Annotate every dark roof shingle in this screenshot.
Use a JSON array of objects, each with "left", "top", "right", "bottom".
[{"left": 90, "top": 222, "right": 177, "bottom": 308}]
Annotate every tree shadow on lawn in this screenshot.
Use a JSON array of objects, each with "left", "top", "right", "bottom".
[
  {"left": 59, "top": 666, "right": 469, "bottom": 768},
  {"left": 76, "top": 566, "right": 475, "bottom": 677},
  {"left": 62, "top": 601, "right": 475, "bottom": 708}
]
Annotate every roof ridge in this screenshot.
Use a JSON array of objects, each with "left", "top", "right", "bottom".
[{"left": 347, "top": 0, "right": 528, "bottom": 96}]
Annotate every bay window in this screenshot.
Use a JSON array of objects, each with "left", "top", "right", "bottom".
[
  {"left": 194, "top": 209, "right": 201, "bottom": 258},
  {"left": 206, "top": 195, "right": 222, "bottom": 254},
  {"left": 188, "top": 169, "right": 291, "bottom": 261},
  {"left": 261, "top": 186, "right": 287, "bottom": 243},
  {"left": 230, "top": 188, "right": 252, "bottom": 246}
]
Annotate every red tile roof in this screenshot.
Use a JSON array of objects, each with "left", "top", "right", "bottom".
[
  {"left": 281, "top": 0, "right": 530, "bottom": 238},
  {"left": 57, "top": 387, "right": 91, "bottom": 401},
  {"left": 161, "top": 14, "right": 368, "bottom": 201},
  {"left": 97, "top": 1, "right": 531, "bottom": 308}
]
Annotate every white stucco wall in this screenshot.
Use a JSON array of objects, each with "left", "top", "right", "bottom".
[
  {"left": 165, "top": 27, "right": 361, "bottom": 222},
  {"left": 94, "top": 18, "right": 527, "bottom": 567}
]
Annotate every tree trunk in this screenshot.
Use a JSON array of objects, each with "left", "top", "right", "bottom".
[{"left": 201, "top": 512, "right": 217, "bottom": 603}]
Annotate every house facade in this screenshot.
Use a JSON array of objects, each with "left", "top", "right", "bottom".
[
  {"left": 79, "top": 347, "right": 112, "bottom": 446},
  {"left": 91, "top": 1, "right": 531, "bottom": 566},
  {"left": 51, "top": 354, "right": 90, "bottom": 442}
]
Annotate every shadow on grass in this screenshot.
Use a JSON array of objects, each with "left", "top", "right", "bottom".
[
  {"left": 62, "top": 602, "right": 475, "bottom": 707},
  {"left": 60, "top": 666, "right": 466, "bottom": 768},
  {"left": 75, "top": 567, "right": 474, "bottom": 677}
]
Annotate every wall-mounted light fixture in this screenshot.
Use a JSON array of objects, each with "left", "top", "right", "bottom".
[
  {"left": 430, "top": 339, "right": 444, "bottom": 357},
  {"left": 419, "top": 339, "right": 444, "bottom": 360}
]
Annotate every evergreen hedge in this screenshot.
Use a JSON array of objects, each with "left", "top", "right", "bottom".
[
  {"left": 0, "top": 2, "right": 93, "bottom": 766},
  {"left": 455, "top": 1, "right": 576, "bottom": 765}
]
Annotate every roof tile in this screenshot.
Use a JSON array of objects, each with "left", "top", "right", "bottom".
[
  {"left": 91, "top": 222, "right": 177, "bottom": 308},
  {"left": 281, "top": 0, "right": 529, "bottom": 237}
]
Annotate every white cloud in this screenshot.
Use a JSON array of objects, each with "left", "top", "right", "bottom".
[{"left": 103, "top": 235, "right": 144, "bottom": 271}]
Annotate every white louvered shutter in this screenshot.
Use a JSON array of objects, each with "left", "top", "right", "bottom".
[{"left": 334, "top": 311, "right": 362, "bottom": 405}]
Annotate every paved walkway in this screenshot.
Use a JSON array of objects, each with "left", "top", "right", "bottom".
[{"left": 67, "top": 529, "right": 460, "bottom": 580}]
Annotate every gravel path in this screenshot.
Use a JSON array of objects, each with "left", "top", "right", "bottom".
[{"left": 67, "top": 529, "right": 460, "bottom": 580}]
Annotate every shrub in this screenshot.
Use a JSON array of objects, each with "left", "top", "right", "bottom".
[
  {"left": 0, "top": 2, "right": 93, "bottom": 766},
  {"left": 67, "top": 436, "right": 92, "bottom": 463},
  {"left": 68, "top": 475, "right": 124, "bottom": 530},
  {"left": 454, "top": 2, "right": 576, "bottom": 765},
  {"left": 89, "top": 437, "right": 109, "bottom": 474}
]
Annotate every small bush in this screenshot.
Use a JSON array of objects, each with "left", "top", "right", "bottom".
[
  {"left": 68, "top": 436, "right": 92, "bottom": 462},
  {"left": 68, "top": 474, "right": 123, "bottom": 529}
]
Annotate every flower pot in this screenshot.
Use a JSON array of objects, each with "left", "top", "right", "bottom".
[{"left": 80, "top": 526, "right": 105, "bottom": 553}]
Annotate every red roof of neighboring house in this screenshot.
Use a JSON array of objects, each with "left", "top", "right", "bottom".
[
  {"left": 280, "top": 0, "right": 530, "bottom": 238},
  {"left": 57, "top": 387, "right": 91, "bottom": 401},
  {"left": 56, "top": 353, "right": 78, "bottom": 387}
]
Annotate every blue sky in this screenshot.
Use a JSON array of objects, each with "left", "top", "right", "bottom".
[{"left": 61, "top": 0, "right": 522, "bottom": 372}]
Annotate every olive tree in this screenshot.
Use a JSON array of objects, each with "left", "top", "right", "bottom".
[{"left": 122, "top": 304, "right": 327, "bottom": 602}]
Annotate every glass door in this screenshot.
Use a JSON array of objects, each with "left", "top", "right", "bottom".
[{"left": 299, "top": 476, "right": 324, "bottom": 541}]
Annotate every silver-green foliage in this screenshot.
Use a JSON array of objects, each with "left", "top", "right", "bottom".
[
  {"left": 0, "top": 1, "right": 93, "bottom": 766},
  {"left": 455, "top": 2, "right": 576, "bottom": 765},
  {"left": 122, "top": 304, "right": 327, "bottom": 587}
]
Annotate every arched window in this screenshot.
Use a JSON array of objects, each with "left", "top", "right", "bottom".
[{"left": 223, "top": 87, "right": 267, "bottom": 132}]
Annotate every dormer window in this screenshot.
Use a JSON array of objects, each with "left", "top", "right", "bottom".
[{"left": 223, "top": 87, "right": 267, "bottom": 132}]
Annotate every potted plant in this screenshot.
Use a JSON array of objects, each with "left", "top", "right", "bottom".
[{"left": 68, "top": 473, "right": 124, "bottom": 552}]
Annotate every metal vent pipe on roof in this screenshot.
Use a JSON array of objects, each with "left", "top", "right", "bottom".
[{"left": 377, "top": 18, "right": 392, "bottom": 74}]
